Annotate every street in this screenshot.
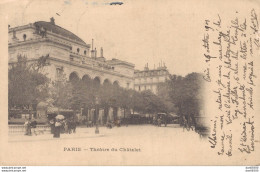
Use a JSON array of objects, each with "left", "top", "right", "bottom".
[
  {"left": 9, "top": 124, "right": 201, "bottom": 142},
  {"left": 5, "top": 124, "right": 214, "bottom": 165},
  {"left": 4, "top": 124, "right": 258, "bottom": 166}
]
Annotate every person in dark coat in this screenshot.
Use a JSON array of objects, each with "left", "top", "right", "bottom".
[
  {"left": 182, "top": 115, "right": 189, "bottom": 131},
  {"left": 49, "top": 119, "right": 55, "bottom": 134},
  {"left": 68, "top": 118, "right": 77, "bottom": 134},
  {"left": 30, "top": 118, "right": 37, "bottom": 135},
  {"left": 53, "top": 120, "right": 62, "bottom": 138}
]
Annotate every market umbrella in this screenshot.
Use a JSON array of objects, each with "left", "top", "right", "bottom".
[{"left": 55, "top": 114, "right": 65, "bottom": 120}]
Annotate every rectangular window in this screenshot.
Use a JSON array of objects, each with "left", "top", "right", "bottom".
[{"left": 56, "top": 67, "right": 63, "bottom": 80}]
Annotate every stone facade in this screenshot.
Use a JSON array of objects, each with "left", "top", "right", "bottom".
[
  {"left": 8, "top": 18, "right": 135, "bottom": 123},
  {"left": 8, "top": 18, "right": 135, "bottom": 89}
]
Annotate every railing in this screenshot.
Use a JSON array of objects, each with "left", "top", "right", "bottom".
[{"left": 9, "top": 125, "right": 51, "bottom": 135}]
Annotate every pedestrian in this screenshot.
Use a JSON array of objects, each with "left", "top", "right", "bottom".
[
  {"left": 49, "top": 119, "right": 55, "bottom": 134},
  {"left": 53, "top": 120, "right": 62, "bottom": 138},
  {"left": 182, "top": 116, "right": 189, "bottom": 131},
  {"left": 30, "top": 117, "right": 38, "bottom": 136},
  {"left": 153, "top": 116, "right": 156, "bottom": 126},
  {"left": 24, "top": 118, "right": 31, "bottom": 136},
  {"left": 71, "top": 118, "right": 77, "bottom": 133},
  {"left": 87, "top": 120, "right": 92, "bottom": 128},
  {"left": 106, "top": 120, "right": 112, "bottom": 129},
  {"left": 117, "top": 118, "right": 121, "bottom": 127},
  {"left": 164, "top": 115, "right": 168, "bottom": 127},
  {"left": 68, "top": 117, "right": 76, "bottom": 134},
  {"left": 158, "top": 117, "right": 162, "bottom": 127},
  {"left": 60, "top": 119, "right": 65, "bottom": 133},
  {"left": 188, "top": 115, "right": 195, "bottom": 131},
  {"left": 64, "top": 119, "right": 69, "bottom": 134}
]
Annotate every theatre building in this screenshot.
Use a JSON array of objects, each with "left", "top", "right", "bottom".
[{"left": 8, "top": 18, "right": 135, "bottom": 123}]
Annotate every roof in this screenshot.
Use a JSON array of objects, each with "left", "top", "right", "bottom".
[
  {"left": 106, "top": 58, "right": 135, "bottom": 68},
  {"left": 134, "top": 67, "right": 168, "bottom": 74},
  {"left": 34, "top": 21, "right": 87, "bottom": 45}
]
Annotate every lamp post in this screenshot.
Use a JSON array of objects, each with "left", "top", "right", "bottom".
[{"left": 95, "top": 96, "right": 99, "bottom": 134}]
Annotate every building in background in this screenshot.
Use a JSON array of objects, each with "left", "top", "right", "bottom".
[{"left": 134, "top": 63, "right": 170, "bottom": 95}]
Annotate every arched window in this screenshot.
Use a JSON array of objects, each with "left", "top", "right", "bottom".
[
  {"left": 13, "top": 30, "right": 16, "bottom": 38},
  {"left": 77, "top": 48, "right": 80, "bottom": 53},
  {"left": 113, "top": 81, "right": 120, "bottom": 87},
  {"left": 84, "top": 50, "right": 87, "bottom": 55},
  {"left": 23, "top": 34, "right": 27, "bottom": 41},
  {"left": 69, "top": 72, "right": 80, "bottom": 82},
  {"left": 56, "top": 67, "right": 63, "bottom": 80}
]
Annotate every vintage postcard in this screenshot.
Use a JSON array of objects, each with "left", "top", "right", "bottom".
[{"left": 0, "top": 0, "right": 259, "bottom": 166}]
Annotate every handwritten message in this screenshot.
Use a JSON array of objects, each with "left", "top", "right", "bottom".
[{"left": 203, "top": 9, "right": 259, "bottom": 156}]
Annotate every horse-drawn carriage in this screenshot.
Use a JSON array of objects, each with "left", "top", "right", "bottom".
[{"left": 154, "top": 113, "right": 179, "bottom": 127}]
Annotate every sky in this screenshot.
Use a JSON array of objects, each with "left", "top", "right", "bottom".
[{"left": 2, "top": 0, "right": 257, "bottom": 76}]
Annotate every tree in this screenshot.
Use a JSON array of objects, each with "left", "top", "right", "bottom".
[
  {"left": 158, "top": 72, "right": 204, "bottom": 122},
  {"left": 8, "top": 55, "right": 49, "bottom": 114},
  {"left": 117, "top": 88, "right": 132, "bottom": 119},
  {"left": 130, "top": 90, "right": 144, "bottom": 114},
  {"left": 49, "top": 73, "right": 73, "bottom": 110}
]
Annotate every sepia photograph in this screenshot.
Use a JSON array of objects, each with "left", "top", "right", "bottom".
[{"left": 0, "top": 0, "right": 259, "bottom": 166}]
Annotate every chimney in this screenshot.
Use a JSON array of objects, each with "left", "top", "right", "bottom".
[
  {"left": 144, "top": 63, "right": 149, "bottom": 71},
  {"left": 91, "top": 39, "right": 95, "bottom": 58},
  {"left": 100, "top": 47, "right": 103, "bottom": 57},
  {"left": 92, "top": 39, "right": 94, "bottom": 50},
  {"left": 94, "top": 48, "right": 97, "bottom": 58},
  {"left": 50, "top": 17, "right": 55, "bottom": 25}
]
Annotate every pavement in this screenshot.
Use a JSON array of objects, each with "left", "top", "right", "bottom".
[
  {"left": 5, "top": 124, "right": 218, "bottom": 166},
  {"left": 5, "top": 124, "right": 259, "bottom": 166},
  {"left": 8, "top": 127, "right": 107, "bottom": 142},
  {"left": 8, "top": 124, "right": 191, "bottom": 142}
]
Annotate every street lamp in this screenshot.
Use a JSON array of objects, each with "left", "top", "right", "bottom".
[{"left": 95, "top": 96, "right": 99, "bottom": 134}]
